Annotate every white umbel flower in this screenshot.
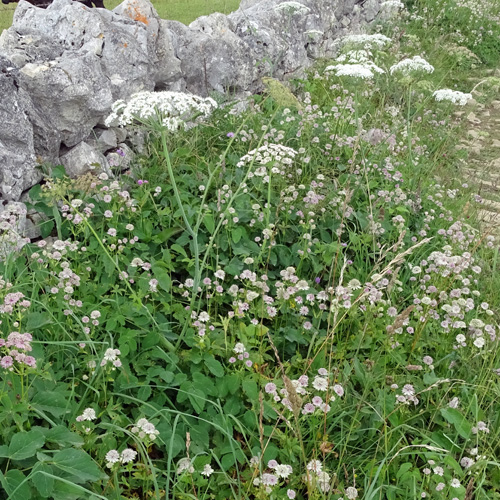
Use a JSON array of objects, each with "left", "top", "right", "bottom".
[
  {"left": 105, "top": 450, "right": 120, "bottom": 468},
  {"left": 433, "top": 89, "right": 472, "bottom": 106},
  {"left": 105, "top": 91, "right": 217, "bottom": 132},
  {"left": 345, "top": 486, "right": 359, "bottom": 499},
  {"left": 120, "top": 448, "right": 137, "bottom": 464},
  {"left": 325, "top": 63, "right": 380, "bottom": 79},
  {"left": 390, "top": 56, "right": 434, "bottom": 76},
  {"left": 381, "top": 0, "right": 404, "bottom": 9},
  {"left": 336, "top": 49, "right": 372, "bottom": 63},
  {"left": 274, "top": 1, "right": 310, "bottom": 15},
  {"left": 201, "top": 464, "right": 214, "bottom": 477},
  {"left": 341, "top": 34, "right": 392, "bottom": 50},
  {"left": 76, "top": 408, "right": 97, "bottom": 422}
]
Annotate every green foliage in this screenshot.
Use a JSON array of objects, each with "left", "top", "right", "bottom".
[{"left": 1, "top": 2, "right": 500, "bottom": 499}]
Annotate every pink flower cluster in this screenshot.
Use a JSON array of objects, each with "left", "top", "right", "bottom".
[
  {"left": 0, "top": 291, "right": 31, "bottom": 314},
  {"left": 0, "top": 332, "right": 36, "bottom": 370}
]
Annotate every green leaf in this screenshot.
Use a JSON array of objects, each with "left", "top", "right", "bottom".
[
  {"left": 51, "top": 164, "right": 67, "bottom": 179},
  {"left": 152, "top": 264, "right": 171, "bottom": 292},
  {"left": 52, "top": 205, "right": 63, "bottom": 240},
  {"left": 188, "top": 388, "right": 206, "bottom": 414},
  {"left": 45, "top": 426, "right": 84, "bottom": 447},
  {"left": 8, "top": 429, "right": 45, "bottom": 460},
  {"left": 137, "top": 385, "right": 152, "bottom": 402},
  {"left": 32, "top": 463, "right": 55, "bottom": 498},
  {"left": 170, "top": 244, "right": 188, "bottom": 258},
  {"left": 242, "top": 379, "right": 259, "bottom": 401},
  {"left": 26, "top": 312, "right": 52, "bottom": 331},
  {"left": 32, "top": 391, "right": 70, "bottom": 417},
  {"left": 0, "top": 445, "right": 8, "bottom": 457},
  {"left": 231, "top": 226, "right": 244, "bottom": 244},
  {"left": 103, "top": 254, "right": 116, "bottom": 276},
  {"left": 0, "top": 469, "right": 31, "bottom": 500},
  {"left": 204, "top": 355, "right": 224, "bottom": 377},
  {"left": 203, "top": 214, "right": 215, "bottom": 234},
  {"left": 52, "top": 448, "right": 105, "bottom": 483},
  {"left": 396, "top": 462, "right": 412, "bottom": 479},
  {"left": 440, "top": 408, "right": 472, "bottom": 439}
]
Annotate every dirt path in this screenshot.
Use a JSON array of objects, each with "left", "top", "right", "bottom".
[{"left": 456, "top": 75, "right": 500, "bottom": 236}]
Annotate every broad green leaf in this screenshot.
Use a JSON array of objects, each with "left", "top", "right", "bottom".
[
  {"left": 45, "top": 426, "right": 84, "bottom": 447},
  {"left": 204, "top": 355, "right": 224, "bottom": 377},
  {"left": 396, "top": 462, "right": 412, "bottom": 479},
  {"left": 0, "top": 469, "right": 31, "bottom": 500},
  {"left": 52, "top": 448, "right": 105, "bottom": 483},
  {"left": 152, "top": 264, "right": 171, "bottom": 292},
  {"left": 32, "top": 391, "right": 70, "bottom": 417},
  {"left": 188, "top": 388, "right": 206, "bottom": 413},
  {"left": 0, "top": 445, "right": 8, "bottom": 457},
  {"left": 242, "top": 379, "right": 259, "bottom": 400},
  {"left": 231, "top": 226, "right": 244, "bottom": 244},
  {"left": 440, "top": 408, "right": 472, "bottom": 439},
  {"left": 170, "top": 244, "right": 188, "bottom": 258},
  {"left": 32, "top": 463, "right": 55, "bottom": 498},
  {"left": 203, "top": 214, "right": 215, "bottom": 234},
  {"left": 26, "top": 312, "right": 52, "bottom": 330},
  {"left": 8, "top": 429, "right": 45, "bottom": 460},
  {"left": 137, "top": 385, "right": 152, "bottom": 402}
]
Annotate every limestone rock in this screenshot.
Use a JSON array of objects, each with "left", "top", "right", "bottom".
[
  {"left": 106, "top": 143, "right": 134, "bottom": 172},
  {"left": 0, "top": 201, "right": 30, "bottom": 259},
  {"left": 0, "top": 56, "right": 41, "bottom": 200},
  {"left": 86, "top": 128, "right": 119, "bottom": 153},
  {"left": 0, "top": 0, "right": 383, "bottom": 200},
  {"left": 19, "top": 53, "right": 113, "bottom": 148},
  {"left": 59, "top": 141, "right": 110, "bottom": 178}
]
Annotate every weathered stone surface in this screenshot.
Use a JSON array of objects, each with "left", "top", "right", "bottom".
[
  {"left": 59, "top": 141, "right": 110, "bottom": 178},
  {"left": 106, "top": 143, "right": 134, "bottom": 172},
  {"left": 19, "top": 53, "right": 113, "bottom": 147},
  {"left": 0, "top": 56, "right": 41, "bottom": 200},
  {"left": 86, "top": 128, "right": 119, "bottom": 153},
  {"left": 0, "top": 201, "right": 30, "bottom": 258},
  {"left": 0, "top": 0, "right": 383, "bottom": 201}
]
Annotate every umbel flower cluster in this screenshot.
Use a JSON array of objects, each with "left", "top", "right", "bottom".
[
  {"left": 0, "top": 332, "right": 36, "bottom": 370},
  {"left": 236, "top": 143, "right": 300, "bottom": 181},
  {"left": 325, "top": 35, "right": 387, "bottom": 79},
  {"left": 390, "top": 55, "right": 435, "bottom": 76},
  {"left": 325, "top": 62, "right": 384, "bottom": 79},
  {"left": 273, "top": 1, "right": 311, "bottom": 15},
  {"left": 105, "top": 91, "right": 218, "bottom": 132},
  {"left": 433, "top": 88, "right": 473, "bottom": 105},
  {"left": 340, "top": 33, "right": 392, "bottom": 50}
]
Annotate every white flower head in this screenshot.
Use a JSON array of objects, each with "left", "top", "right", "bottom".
[
  {"left": 201, "top": 463, "right": 214, "bottom": 477},
  {"left": 105, "top": 91, "right": 217, "bottom": 132},
  {"left": 274, "top": 1, "right": 310, "bottom": 15},
  {"left": 433, "top": 89, "right": 472, "bottom": 106},
  {"left": 341, "top": 33, "right": 392, "bottom": 50},
  {"left": 312, "top": 376, "right": 328, "bottom": 391},
  {"left": 345, "top": 486, "right": 359, "bottom": 499},
  {"left": 120, "top": 448, "right": 137, "bottom": 464},
  {"left": 105, "top": 449, "right": 120, "bottom": 468},
  {"left": 233, "top": 342, "right": 246, "bottom": 354},
  {"left": 390, "top": 56, "right": 434, "bottom": 77},
  {"left": 177, "top": 457, "right": 194, "bottom": 474},
  {"left": 325, "top": 63, "right": 376, "bottom": 79},
  {"left": 79, "top": 408, "right": 97, "bottom": 421}
]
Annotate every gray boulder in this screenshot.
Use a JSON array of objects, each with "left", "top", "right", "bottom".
[
  {"left": 59, "top": 141, "right": 110, "bottom": 178},
  {"left": 0, "top": 57, "right": 41, "bottom": 200},
  {"left": 19, "top": 53, "right": 113, "bottom": 148}
]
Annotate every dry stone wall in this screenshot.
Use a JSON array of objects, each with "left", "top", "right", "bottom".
[{"left": 0, "top": 0, "right": 383, "bottom": 202}]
